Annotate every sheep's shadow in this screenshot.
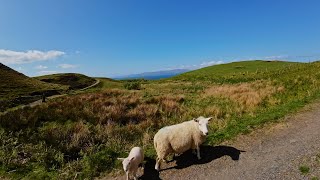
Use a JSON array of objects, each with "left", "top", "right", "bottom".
[
  {"left": 139, "top": 157, "right": 161, "bottom": 180},
  {"left": 164, "top": 145, "right": 245, "bottom": 170}
]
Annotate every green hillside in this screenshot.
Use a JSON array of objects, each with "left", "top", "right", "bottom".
[
  {"left": 173, "top": 60, "right": 299, "bottom": 83},
  {"left": 35, "top": 73, "right": 97, "bottom": 90},
  {"left": 1, "top": 60, "right": 320, "bottom": 179},
  {"left": 0, "top": 63, "right": 67, "bottom": 111}
]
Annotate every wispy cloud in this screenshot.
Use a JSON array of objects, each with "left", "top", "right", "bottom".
[
  {"left": 58, "top": 63, "right": 78, "bottom": 69},
  {"left": 263, "top": 55, "right": 290, "bottom": 60},
  {"left": 37, "top": 70, "right": 59, "bottom": 75},
  {"left": 199, "top": 60, "right": 224, "bottom": 67},
  {"left": 0, "top": 49, "right": 65, "bottom": 64},
  {"left": 35, "top": 65, "right": 48, "bottom": 69},
  {"left": 13, "top": 66, "right": 23, "bottom": 71},
  {"left": 174, "top": 60, "right": 225, "bottom": 70},
  {"left": 261, "top": 54, "right": 320, "bottom": 61}
]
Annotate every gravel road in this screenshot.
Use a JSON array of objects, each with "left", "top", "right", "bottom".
[{"left": 108, "top": 102, "right": 320, "bottom": 180}]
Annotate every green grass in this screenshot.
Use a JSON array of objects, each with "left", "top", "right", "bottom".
[
  {"left": 35, "top": 73, "right": 96, "bottom": 90},
  {"left": 92, "top": 78, "right": 123, "bottom": 89},
  {"left": 172, "top": 60, "right": 299, "bottom": 83},
  {"left": 299, "top": 165, "right": 310, "bottom": 175},
  {"left": 0, "top": 63, "right": 67, "bottom": 111},
  {"left": 1, "top": 60, "right": 320, "bottom": 179}
]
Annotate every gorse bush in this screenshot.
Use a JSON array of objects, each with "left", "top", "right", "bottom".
[
  {"left": 124, "top": 81, "right": 141, "bottom": 90},
  {"left": 1, "top": 61, "right": 320, "bottom": 179}
]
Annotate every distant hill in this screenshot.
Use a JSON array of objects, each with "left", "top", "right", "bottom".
[
  {"left": 35, "top": 73, "right": 97, "bottom": 90},
  {"left": 173, "top": 60, "right": 299, "bottom": 82},
  {"left": 0, "top": 63, "right": 67, "bottom": 111},
  {"left": 116, "top": 69, "right": 190, "bottom": 80}
]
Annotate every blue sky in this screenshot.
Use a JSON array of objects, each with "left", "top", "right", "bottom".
[{"left": 0, "top": 0, "right": 320, "bottom": 77}]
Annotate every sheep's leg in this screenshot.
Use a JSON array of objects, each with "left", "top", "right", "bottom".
[
  {"left": 126, "top": 172, "right": 129, "bottom": 180},
  {"left": 155, "top": 157, "right": 161, "bottom": 171},
  {"left": 192, "top": 149, "right": 196, "bottom": 155},
  {"left": 196, "top": 146, "right": 201, "bottom": 160}
]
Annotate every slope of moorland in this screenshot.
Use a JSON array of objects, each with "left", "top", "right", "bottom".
[
  {"left": 0, "top": 60, "right": 319, "bottom": 179},
  {"left": 35, "top": 73, "right": 97, "bottom": 90},
  {"left": 0, "top": 63, "right": 67, "bottom": 111},
  {"left": 172, "top": 60, "right": 299, "bottom": 82}
]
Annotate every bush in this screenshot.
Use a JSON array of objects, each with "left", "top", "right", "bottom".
[{"left": 124, "top": 82, "right": 141, "bottom": 90}]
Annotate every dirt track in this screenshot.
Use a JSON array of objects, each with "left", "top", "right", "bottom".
[
  {"left": 29, "top": 79, "right": 101, "bottom": 107},
  {"left": 109, "top": 101, "right": 320, "bottom": 180}
]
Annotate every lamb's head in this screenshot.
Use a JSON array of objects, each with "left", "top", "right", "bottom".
[
  {"left": 194, "top": 116, "right": 212, "bottom": 136},
  {"left": 117, "top": 157, "right": 134, "bottom": 172}
]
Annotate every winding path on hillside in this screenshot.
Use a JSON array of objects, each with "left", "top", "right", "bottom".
[
  {"left": 109, "top": 101, "right": 320, "bottom": 180},
  {"left": 1, "top": 79, "right": 100, "bottom": 113},
  {"left": 28, "top": 79, "right": 100, "bottom": 107}
]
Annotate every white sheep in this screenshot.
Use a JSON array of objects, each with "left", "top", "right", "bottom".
[
  {"left": 117, "top": 146, "right": 144, "bottom": 180},
  {"left": 153, "top": 116, "right": 212, "bottom": 171}
]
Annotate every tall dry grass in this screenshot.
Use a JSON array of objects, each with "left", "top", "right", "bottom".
[
  {"left": 204, "top": 80, "right": 285, "bottom": 111},
  {"left": 0, "top": 88, "right": 186, "bottom": 178}
]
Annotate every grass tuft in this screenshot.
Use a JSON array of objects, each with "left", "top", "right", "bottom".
[{"left": 299, "top": 165, "right": 310, "bottom": 175}]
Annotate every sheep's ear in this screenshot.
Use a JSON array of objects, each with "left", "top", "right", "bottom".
[
  {"left": 193, "top": 118, "right": 199, "bottom": 122},
  {"left": 117, "top": 158, "right": 125, "bottom": 161},
  {"left": 129, "top": 157, "right": 135, "bottom": 162},
  {"left": 207, "top": 117, "right": 213, "bottom": 121}
]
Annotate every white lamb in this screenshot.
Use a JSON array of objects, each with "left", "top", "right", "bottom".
[
  {"left": 117, "top": 146, "right": 144, "bottom": 180},
  {"left": 154, "top": 116, "right": 212, "bottom": 171}
]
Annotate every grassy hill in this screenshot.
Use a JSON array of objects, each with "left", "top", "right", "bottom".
[
  {"left": 35, "top": 73, "right": 97, "bottom": 90},
  {"left": 0, "top": 60, "right": 320, "bottom": 179},
  {"left": 173, "top": 60, "right": 299, "bottom": 83},
  {"left": 0, "top": 63, "right": 67, "bottom": 111}
]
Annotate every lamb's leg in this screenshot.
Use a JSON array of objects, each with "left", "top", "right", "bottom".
[
  {"left": 133, "top": 170, "right": 138, "bottom": 180},
  {"left": 196, "top": 146, "right": 201, "bottom": 160},
  {"left": 126, "top": 172, "right": 129, "bottom": 180},
  {"left": 155, "top": 157, "right": 161, "bottom": 171}
]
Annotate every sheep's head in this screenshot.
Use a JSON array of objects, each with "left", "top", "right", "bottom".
[
  {"left": 117, "top": 157, "right": 134, "bottom": 172},
  {"left": 194, "top": 116, "right": 212, "bottom": 136}
]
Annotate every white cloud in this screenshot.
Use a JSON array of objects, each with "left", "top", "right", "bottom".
[
  {"left": 13, "top": 66, "right": 23, "bottom": 71},
  {"left": 262, "top": 55, "right": 320, "bottom": 62},
  {"left": 200, "top": 60, "right": 224, "bottom": 67},
  {"left": 37, "top": 70, "right": 59, "bottom": 75},
  {"left": 35, "top": 65, "right": 48, "bottom": 69},
  {"left": 166, "top": 60, "right": 225, "bottom": 71},
  {"left": 263, "top": 55, "right": 289, "bottom": 60},
  {"left": 0, "top": 49, "right": 65, "bottom": 64},
  {"left": 58, "top": 63, "right": 78, "bottom": 69}
]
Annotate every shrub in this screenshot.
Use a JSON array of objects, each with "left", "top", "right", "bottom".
[{"left": 124, "top": 82, "right": 141, "bottom": 90}]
